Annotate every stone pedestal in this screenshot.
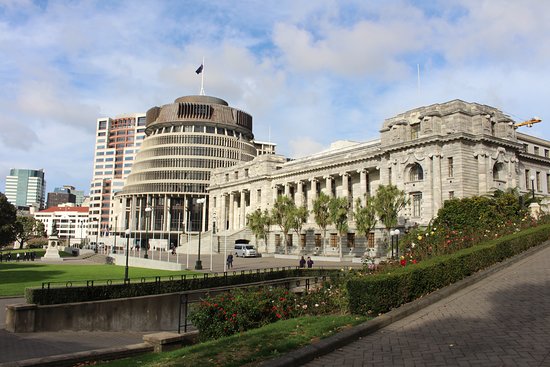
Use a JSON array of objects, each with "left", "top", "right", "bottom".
[
  {"left": 529, "top": 202, "right": 541, "bottom": 221},
  {"left": 42, "top": 235, "right": 64, "bottom": 262}
]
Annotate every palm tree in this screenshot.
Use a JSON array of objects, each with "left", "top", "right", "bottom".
[
  {"left": 329, "top": 196, "right": 349, "bottom": 260},
  {"left": 291, "top": 206, "right": 309, "bottom": 248},
  {"left": 354, "top": 196, "right": 377, "bottom": 252},
  {"left": 373, "top": 184, "right": 408, "bottom": 256},
  {"left": 246, "top": 209, "right": 264, "bottom": 248},
  {"left": 271, "top": 196, "right": 296, "bottom": 254},
  {"left": 313, "top": 192, "right": 332, "bottom": 255}
]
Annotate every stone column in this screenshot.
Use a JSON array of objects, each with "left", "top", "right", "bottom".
[
  {"left": 308, "top": 178, "right": 318, "bottom": 223},
  {"left": 284, "top": 182, "right": 291, "bottom": 197},
  {"left": 296, "top": 181, "right": 304, "bottom": 207},
  {"left": 221, "top": 194, "right": 227, "bottom": 231},
  {"left": 324, "top": 175, "right": 333, "bottom": 196},
  {"left": 240, "top": 191, "right": 246, "bottom": 229},
  {"left": 229, "top": 192, "right": 235, "bottom": 230},
  {"left": 341, "top": 172, "right": 349, "bottom": 199},
  {"left": 272, "top": 185, "right": 278, "bottom": 203}
]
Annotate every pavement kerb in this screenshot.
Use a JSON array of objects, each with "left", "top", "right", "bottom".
[
  {"left": 0, "top": 343, "right": 153, "bottom": 367},
  {"left": 261, "top": 241, "right": 550, "bottom": 367}
]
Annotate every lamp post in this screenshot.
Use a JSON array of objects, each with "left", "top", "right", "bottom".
[
  {"left": 112, "top": 216, "right": 117, "bottom": 254},
  {"left": 124, "top": 229, "right": 131, "bottom": 282},
  {"left": 195, "top": 198, "right": 206, "bottom": 270},
  {"left": 95, "top": 218, "right": 99, "bottom": 253},
  {"left": 390, "top": 230, "right": 394, "bottom": 259},
  {"left": 530, "top": 175, "right": 535, "bottom": 200},
  {"left": 144, "top": 206, "right": 152, "bottom": 258},
  {"left": 210, "top": 212, "right": 216, "bottom": 271}
]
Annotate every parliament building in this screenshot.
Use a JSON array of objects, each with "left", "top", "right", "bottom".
[{"left": 113, "top": 95, "right": 550, "bottom": 257}]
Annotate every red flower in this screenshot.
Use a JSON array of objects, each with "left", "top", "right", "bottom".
[{"left": 276, "top": 313, "right": 282, "bottom": 319}]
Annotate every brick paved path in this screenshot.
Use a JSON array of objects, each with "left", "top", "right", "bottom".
[{"left": 306, "top": 245, "right": 550, "bottom": 367}]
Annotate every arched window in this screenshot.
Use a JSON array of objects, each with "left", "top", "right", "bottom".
[
  {"left": 493, "top": 162, "right": 505, "bottom": 181},
  {"left": 409, "top": 163, "right": 424, "bottom": 181}
]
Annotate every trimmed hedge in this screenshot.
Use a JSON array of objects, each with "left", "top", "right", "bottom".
[
  {"left": 347, "top": 224, "right": 550, "bottom": 315},
  {"left": 25, "top": 268, "right": 339, "bottom": 305}
]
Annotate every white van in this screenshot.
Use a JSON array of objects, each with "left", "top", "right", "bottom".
[{"left": 234, "top": 240, "right": 257, "bottom": 257}]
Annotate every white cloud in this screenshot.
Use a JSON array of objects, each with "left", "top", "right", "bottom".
[{"left": 1, "top": 0, "right": 550, "bottom": 194}]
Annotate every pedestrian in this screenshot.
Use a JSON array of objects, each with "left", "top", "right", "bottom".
[
  {"left": 16, "top": 253, "right": 20, "bottom": 262},
  {"left": 226, "top": 254, "right": 233, "bottom": 269},
  {"left": 299, "top": 256, "right": 306, "bottom": 268},
  {"left": 307, "top": 256, "right": 314, "bottom": 268}
]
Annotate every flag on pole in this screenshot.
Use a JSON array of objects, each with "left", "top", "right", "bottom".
[{"left": 195, "top": 64, "right": 203, "bottom": 74}]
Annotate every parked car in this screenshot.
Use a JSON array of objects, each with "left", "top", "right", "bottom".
[{"left": 234, "top": 239, "right": 257, "bottom": 257}]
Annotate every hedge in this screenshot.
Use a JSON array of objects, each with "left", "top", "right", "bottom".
[
  {"left": 347, "top": 223, "right": 550, "bottom": 315},
  {"left": 25, "top": 268, "right": 339, "bottom": 305}
]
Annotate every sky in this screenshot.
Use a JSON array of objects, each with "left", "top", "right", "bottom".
[{"left": 1, "top": 0, "right": 549, "bottom": 196}]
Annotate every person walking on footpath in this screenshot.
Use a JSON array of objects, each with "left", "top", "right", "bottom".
[
  {"left": 299, "top": 256, "right": 306, "bottom": 268},
  {"left": 226, "top": 254, "right": 233, "bottom": 269},
  {"left": 307, "top": 256, "right": 314, "bottom": 268}
]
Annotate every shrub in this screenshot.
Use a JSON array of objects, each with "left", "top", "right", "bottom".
[
  {"left": 189, "top": 279, "right": 351, "bottom": 341},
  {"left": 347, "top": 224, "right": 550, "bottom": 315}
]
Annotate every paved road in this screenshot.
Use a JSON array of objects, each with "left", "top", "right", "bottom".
[{"left": 305, "top": 245, "right": 550, "bottom": 367}]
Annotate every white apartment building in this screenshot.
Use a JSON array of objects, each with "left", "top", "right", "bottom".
[{"left": 34, "top": 205, "right": 89, "bottom": 246}]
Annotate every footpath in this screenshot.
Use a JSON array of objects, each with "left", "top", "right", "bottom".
[{"left": 2, "top": 245, "right": 549, "bottom": 366}]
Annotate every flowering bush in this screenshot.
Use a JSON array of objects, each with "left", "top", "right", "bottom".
[{"left": 189, "top": 281, "right": 349, "bottom": 340}]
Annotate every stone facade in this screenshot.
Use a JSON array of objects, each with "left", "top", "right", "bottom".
[{"left": 207, "top": 100, "right": 550, "bottom": 256}]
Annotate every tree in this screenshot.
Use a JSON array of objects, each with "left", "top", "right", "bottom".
[
  {"left": 260, "top": 209, "right": 272, "bottom": 252},
  {"left": 0, "top": 193, "right": 17, "bottom": 249},
  {"left": 313, "top": 192, "right": 332, "bottom": 255},
  {"left": 354, "top": 196, "right": 377, "bottom": 246},
  {"left": 14, "top": 216, "right": 45, "bottom": 249},
  {"left": 291, "top": 206, "right": 309, "bottom": 247},
  {"left": 373, "top": 184, "right": 408, "bottom": 254},
  {"left": 329, "top": 197, "right": 349, "bottom": 260},
  {"left": 271, "top": 196, "right": 296, "bottom": 254},
  {"left": 246, "top": 209, "right": 264, "bottom": 248}
]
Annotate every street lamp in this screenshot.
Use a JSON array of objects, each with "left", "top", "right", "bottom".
[
  {"left": 530, "top": 175, "right": 535, "bottom": 200},
  {"left": 94, "top": 218, "right": 99, "bottom": 253},
  {"left": 112, "top": 216, "right": 117, "bottom": 254},
  {"left": 390, "top": 229, "right": 400, "bottom": 259},
  {"left": 195, "top": 198, "right": 206, "bottom": 270},
  {"left": 144, "top": 206, "right": 152, "bottom": 258},
  {"left": 124, "top": 229, "right": 131, "bottom": 282}
]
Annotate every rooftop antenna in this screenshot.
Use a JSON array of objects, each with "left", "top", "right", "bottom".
[{"left": 195, "top": 57, "right": 205, "bottom": 95}]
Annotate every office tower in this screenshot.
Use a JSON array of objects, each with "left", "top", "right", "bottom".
[
  {"left": 89, "top": 113, "right": 146, "bottom": 238},
  {"left": 5, "top": 168, "right": 46, "bottom": 209}
]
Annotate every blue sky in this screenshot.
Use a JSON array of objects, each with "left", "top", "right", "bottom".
[{"left": 1, "top": 0, "right": 549, "bottom": 195}]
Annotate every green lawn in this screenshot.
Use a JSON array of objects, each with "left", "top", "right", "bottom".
[
  {"left": 99, "top": 314, "right": 368, "bottom": 367},
  {"left": 0, "top": 262, "right": 198, "bottom": 297}
]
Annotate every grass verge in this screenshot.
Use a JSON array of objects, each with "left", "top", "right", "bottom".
[
  {"left": 99, "top": 314, "right": 368, "bottom": 367},
  {"left": 0, "top": 262, "right": 198, "bottom": 297}
]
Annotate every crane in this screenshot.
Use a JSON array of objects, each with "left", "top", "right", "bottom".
[{"left": 514, "top": 117, "right": 542, "bottom": 128}]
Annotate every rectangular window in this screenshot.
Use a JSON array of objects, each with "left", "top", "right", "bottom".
[
  {"left": 257, "top": 189, "right": 261, "bottom": 203},
  {"left": 330, "top": 233, "right": 338, "bottom": 247},
  {"left": 286, "top": 234, "right": 292, "bottom": 246},
  {"left": 448, "top": 157, "right": 454, "bottom": 177},
  {"left": 388, "top": 168, "right": 392, "bottom": 185},
  {"left": 275, "top": 234, "right": 281, "bottom": 246},
  {"left": 545, "top": 149, "right": 549, "bottom": 158},
  {"left": 367, "top": 233, "right": 375, "bottom": 248},
  {"left": 412, "top": 192, "right": 422, "bottom": 217},
  {"left": 449, "top": 191, "right": 455, "bottom": 199},
  {"left": 523, "top": 144, "right": 529, "bottom": 152},
  {"left": 411, "top": 124, "right": 420, "bottom": 139},
  {"left": 525, "top": 169, "right": 530, "bottom": 189},
  {"left": 244, "top": 168, "right": 249, "bottom": 178},
  {"left": 534, "top": 146, "right": 540, "bottom": 155},
  {"left": 536, "top": 171, "right": 541, "bottom": 191},
  {"left": 300, "top": 234, "right": 306, "bottom": 247},
  {"left": 547, "top": 174, "right": 550, "bottom": 194},
  {"left": 225, "top": 173, "right": 229, "bottom": 182},
  {"left": 315, "top": 234, "right": 322, "bottom": 247}
]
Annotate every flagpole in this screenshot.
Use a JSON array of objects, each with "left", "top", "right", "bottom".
[{"left": 200, "top": 57, "right": 205, "bottom": 95}]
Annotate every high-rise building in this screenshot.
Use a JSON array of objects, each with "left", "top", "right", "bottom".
[
  {"left": 5, "top": 168, "right": 46, "bottom": 209},
  {"left": 47, "top": 186, "right": 77, "bottom": 208},
  {"left": 89, "top": 113, "right": 146, "bottom": 238}
]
